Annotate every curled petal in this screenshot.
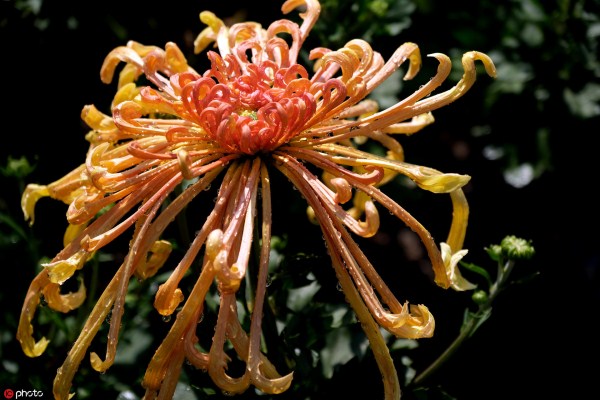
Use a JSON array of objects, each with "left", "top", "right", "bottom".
[
  {"left": 440, "top": 242, "right": 476, "bottom": 291},
  {"left": 403, "top": 51, "right": 497, "bottom": 117},
  {"left": 112, "top": 82, "right": 141, "bottom": 108},
  {"left": 357, "top": 200, "right": 380, "bottom": 238},
  {"left": 43, "top": 251, "right": 89, "bottom": 285},
  {"left": 197, "top": 11, "right": 229, "bottom": 56},
  {"left": 328, "top": 176, "right": 352, "bottom": 204},
  {"left": 165, "top": 42, "right": 189, "bottom": 73},
  {"left": 116, "top": 63, "right": 141, "bottom": 89},
  {"left": 208, "top": 296, "right": 251, "bottom": 394},
  {"left": 54, "top": 275, "right": 119, "bottom": 400},
  {"left": 136, "top": 240, "right": 172, "bottom": 280},
  {"left": 206, "top": 229, "right": 224, "bottom": 260},
  {"left": 80, "top": 104, "right": 120, "bottom": 143},
  {"left": 382, "top": 112, "right": 435, "bottom": 135},
  {"left": 214, "top": 250, "right": 243, "bottom": 293},
  {"left": 412, "top": 167, "right": 471, "bottom": 193},
  {"left": 20, "top": 334, "right": 49, "bottom": 359},
  {"left": 17, "top": 273, "right": 51, "bottom": 357},
  {"left": 21, "top": 184, "right": 49, "bottom": 225},
  {"left": 390, "top": 304, "right": 435, "bottom": 339},
  {"left": 365, "top": 42, "right": 421, "bottom": 93},
  {"left": 42, "top": 280, "right": 86, "bottom": 313},
  {"left": 100, "top": 45, "right": 144, "bottom": 85},
  {"left": 154, "top": 286, "right": 184, "bottom": 316},
  {"left": 177, "top": 149, "right": 195, "bottom": 180},
  {"left": 281, "top": 0, "right": 321, "bottom": 60},
  {"left": 310, "top": 144, "right": 471, "bottom": 193}
]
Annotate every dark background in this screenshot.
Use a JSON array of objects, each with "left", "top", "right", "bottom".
[{"left": 1, "top": 1, "right": 599, "bottom": 399}]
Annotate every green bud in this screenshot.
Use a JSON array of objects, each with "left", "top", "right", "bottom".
[
  {"left": 485, "top": 244, "right": 503, "bottom": 262},
  {"left": 500, "top": 235, "right": 535, "bottom": 260},
  {"left": 471, "top": 290, "right": 488, "bottom": 305},
  {"left": 1, "top": 156, "right": 35, "bottom": 179},
  {"left": 270, "top": 235, "right": 288, "bottom": 251}
]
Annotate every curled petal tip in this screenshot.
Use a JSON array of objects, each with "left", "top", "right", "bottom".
[
  {"left": 206, "top": 229, "right": 224, "bottom": 260},
  {"left": 253, "top": 370, "right": 294, "bottom": 394},
  {"left": 440, "top": 242, "right": 476, "bottom": 291},
  {"left": 89, "top": 352, "right": 110, "bottom": 373},
  {"left": 21, "top": 184, "right": 50, "bottom": 226},
  {"left": 416, "top": 168, "right": 471, "bottom": 193},
  {"left": 199, "top": 11, "right": 224, "bottom": 31},
  {"left": 43, "top": 280, "right": 86, "bottom": 313},
  {"left": 43, "top": 252, "right": 88, "bottom": 285},
  {"left": 389, "top": 304, "right": 435, "bottom": 339},
  {"left": 136, "top": 240, "right": 172, "bottom": 280},
  {"left": 195, "top": 12, "right": 225, "bottom": 54},
  {"left": 464, "top": 51, "right": 497, "bottom": 79},
  {"left": 358, "top": 200, "right": 380, "bottom": 238},
  {"left": 20, "top": 336, "right": 50, "bottom": 358},
  {"left": 154, "top": 286, "right": 184, "bottom": 316}
]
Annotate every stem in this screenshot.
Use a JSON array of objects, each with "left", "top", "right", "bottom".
[
  {"left": 412, "top": 313, "right": 477, "bottom": 386},
  {"left": 413, "top": 259, "right": 515, "bottom": 386}
]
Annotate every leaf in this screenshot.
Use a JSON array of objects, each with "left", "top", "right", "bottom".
[
  {"left": 286, "top": 280, "right": 321, "bottom": 312},
  {"left": 563, "top": 83, "right": 600, "bottom": 118},
  {"left": 459, "top": 261, "right": 493, "bottom": 287},
  {"left": 320, "top": 326, "right": 367, "bottom": 379}
]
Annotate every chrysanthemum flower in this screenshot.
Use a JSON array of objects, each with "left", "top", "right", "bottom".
[{"left": 17, "top": 1, "right": 496, "bottom": 399}]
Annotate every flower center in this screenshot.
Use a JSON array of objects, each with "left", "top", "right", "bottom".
[
  {"left": 182, "top": 54, "right": 318, "bottom": 155},
  {"left": 238, "top": 109, "right": 258, "bottom": 120}
]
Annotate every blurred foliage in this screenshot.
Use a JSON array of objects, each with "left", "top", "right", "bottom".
[{"left": 1, "top": 0, "right": 598, "bottom": 399}]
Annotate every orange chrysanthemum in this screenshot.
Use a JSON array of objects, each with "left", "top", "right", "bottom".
[{"left": 17, "top": 1, "right": 496, "bottom": 399}]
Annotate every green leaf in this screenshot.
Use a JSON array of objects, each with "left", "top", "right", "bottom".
[
  {"left": 320, "top": 326, "right": 367, "bottom": 379},
  {"left": 286, "top": 280, "right": 321, "bottom": 312},
  {"left": 563, "top": 83, "right": 600, "bottom": 118},
  {"left": 459, "top": 261, "right": 493, "bottom": 287}
]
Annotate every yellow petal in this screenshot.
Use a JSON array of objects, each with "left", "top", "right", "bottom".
[
  {"left": 136, "top": 240, "right": 172, "bottom": 280},
  {"left": 440, "top": 242, "right": 476, "bottom": 291},
  {"left": 390, "top": 304, "right": 435, "bottom": 339},
  {"left": 43, "top": 280, "right": 86, "bottom": 313},
  {"left": 194, "top": 11, "right": 225, "bottom": 54},
  {"left": 112, "top": 82, "right": 141, "bottom": 107},
  {"left": 64, "top": 223, "right": 87, "bottom": 247},
  {"left": 43, "top": 250, "right": 89, "bottom": 285},
  {"left": 17, "top": 272, "right": 51, "bottom": 357},
  {"left": 154, "top": 285, "right": 184, "bottom": 316},
  {"left": 21, "top": 184, "right": 49, "bottom": 226},
  {"left": 413, "top": 167, "right": 471, "bottom": 193},
  {"left": 165, "top": 42, "right": 189, "bottom": 73}
]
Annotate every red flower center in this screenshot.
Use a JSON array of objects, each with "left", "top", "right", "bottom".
[{"left": 181, "top": 52, "right": 317, "bottom": 155}]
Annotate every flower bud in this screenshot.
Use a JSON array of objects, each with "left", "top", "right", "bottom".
[
  {"left": 500, "top": 235, "right": 535, "bottom": 260},
  {"left": 471, "top": 290, "right": 488, "bottom": 305},
  {"left": 485, "top": 244, "right": 502, "bottom": 262}
]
